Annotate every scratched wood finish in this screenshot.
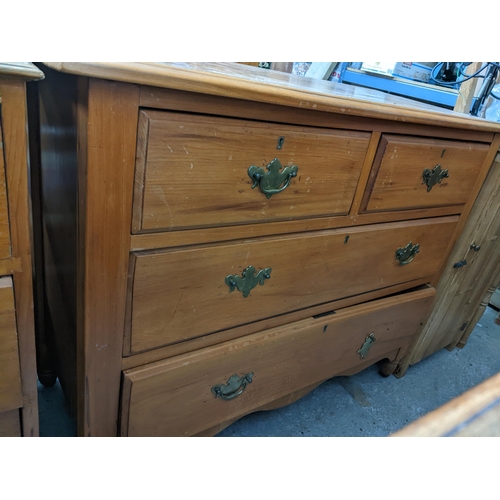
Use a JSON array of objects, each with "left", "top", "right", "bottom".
[
  {"left": 362, "top": 135, "right": 489, "bottom": 213},
  {"left": 0, "top": 409, "right": 21, "bottom": 437},
  {"left": 133, "top": 110, "right": 370, "bottom": 232},
  {"left": 140, "top": 87, "right": 494, "bottom": 144},
  {"left": 0, "top": 278, "right": 23, "bottom": 414},
  {"left": 42, "top": 63, "right": 500, "bottom": 133},
  {"left": 121, "top": 287, "right": 435, "bottom": 436},
  {"left": 0, "top": 77, "right": 39, "bottom": 436},
  {"left": 393, "top": 370, "right": 500, "bottom": 437},
  {"left": 126, "top": 217, "right": 457, "bottom": 354}
]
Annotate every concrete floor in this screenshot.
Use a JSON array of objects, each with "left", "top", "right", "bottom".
[{"left": 37, "top": 306, "right": 500, "bottom": 437}]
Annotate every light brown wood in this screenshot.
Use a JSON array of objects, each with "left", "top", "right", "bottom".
[
  {"left": 453, "top": 62, "right": 483, "bottom": 114},
  {"left": 0, "top": 277, "right": 23, "bottom": 413},
  {"left": 362, "top": 135, "right": 488, "bottom": 213},
  {"left": 139, "top": 86, "right": 494, "bottom": 144},
  {"left": 0, "top": 258, "right": 21, "bottom": 275},
  {"left": 398, "top": 149, "right": 500, "bottom": 374},
  {"left": 0, "top": 120, "right": 11, "bottom": 260},
  {"left": 349, "top": 132, "right": 381, "bottom": 215},
  {"left": 270, "top": 62, "right": 293, "bottom": 73},
  {"left": 126, "top": 217, "right": 457, "bottom": 354},
  {"left": 33, "top": 62, "right": 500, "bottom": 437},
  {"left": 133, "top": 109, "right": 369, "bottom": 232},
  {"left": 122, "top": 278, "right": 430, "bottom": 370},
  {"left": 121, "top": 287, "right": 435, "bottom": 436},
  {"left": 42, "top": 62, "right": 500, "bottom": 133},
  {"left": 0, "top": 79, "right": 39, "bottom": 436},
  {"left": 393, "top": 371, "right": 500, "bottom": 437},
  {"left": 78, "top": 79, "right": 140, "bottom": 436},
  {"left": 129, "top": 205, "right": 463, "bottom": 252},
  {"left": 0, "top": 409, "right": 21, "bottom": 437}
]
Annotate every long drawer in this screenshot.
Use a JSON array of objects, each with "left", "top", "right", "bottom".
[
  {"left": 125, "top": 216, "right": 457, "bottom": 354},
  {"left": 0, "top": 121, "right": 11, "bottom": 259},
  {"left": 0, "top": 277, "right": 23, "bottom": 414},
  {"left": 121, "top": 286, "right": 435, "bottom": 436},
  {"left": 362, "top": 134, "right": 488, "bottom": 213},
  {"left": 132, "top": 110, "right": 370, "bottom": 232}
]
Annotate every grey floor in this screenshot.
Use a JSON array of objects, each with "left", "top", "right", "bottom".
[{"left": 37, "top": 306, "right": 500, "bottom": 437}]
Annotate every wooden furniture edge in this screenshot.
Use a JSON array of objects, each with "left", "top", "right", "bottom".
[
  {"left": 41, "top": 62, "right": 500, "bottom": 133},
  {"left": 0, "top": 63, "right": 44, "bottom": 81},
  {"left": 0, "top": 80, "right": 39, "bottom": 436}
]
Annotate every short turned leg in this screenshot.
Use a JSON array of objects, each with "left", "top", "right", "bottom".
[{"left": 379, "top": 360, "right": 398, "bottom": 377}]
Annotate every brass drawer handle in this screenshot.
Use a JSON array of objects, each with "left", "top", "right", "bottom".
[
  {"left": 225, "top": 265, "right": 272, "bottom": 298},
  {"left": 422, "top": 163, "right": 449, "bottom": 192},
  {"left": 248, "top": 158, "right": 298, "bottom": 199},
  {"left": 395, "top": 242, "right": 420, "bottom": 266},
  {"left": 212, "top": 373, "right": 254, "bottom": 400},
  {"left": 357, "top": 334, "right": 376, "bottom": 359}
]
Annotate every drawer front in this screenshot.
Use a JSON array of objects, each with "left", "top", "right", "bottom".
[
  {"left": 132, "top": 110, "right": 370, "bottom": 232},
  {"left": 127, "top": 217, "right": 457, "bottom": 353},
  {"left": 0, "top": 121, "right": 11, "bottom": 259},
  {"left": 121, "top": 287, "right": 435, "bottom": 436},
  {"left": 0, "top": 277, "right": 23, "bottom": 413},
  {"left": 362, "top": 135, "right": 488, "bottom": 213}
]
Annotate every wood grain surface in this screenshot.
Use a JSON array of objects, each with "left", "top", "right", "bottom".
[
  {"left": 1, "top": 79, "right": 39, "bottom": 436},
  {"left": 0, "top": 277, "right": 23, "bottom": 414},
  {"left": 41, "top": 62, "right": 500, "bottom": 132},
  {"left": 363, "top": 135, "right": 488, "bottom": 213},
  {"left": 122, "top": 287, "right": 435, "bottom": 436},
  {"left": 0, "top": 120, "right": 11, "bottom": 259},
  {"left": 133, "top": 110, "right": 370, "bottom": 232},
  {"left": 126, "top": 217, "right": 457, "bottom": 354}
]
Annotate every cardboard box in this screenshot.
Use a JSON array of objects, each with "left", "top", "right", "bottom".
[{"left": 393, "top": 62, "right": 433, "bottom": 83}]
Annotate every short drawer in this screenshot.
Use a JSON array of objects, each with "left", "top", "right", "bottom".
[
  {"left": 361, "top": 134, "right": 489, "bottom": 213},
  {"left": 0, "top": 277, "right": 23, "bottom": 413},
  {"left": 121, "top": 287, "right": 435, "bottom": 436},
  {"left": 0, "top": 122, "right": 11, "bottom": 259},
  {"left": 125, "top": 216, "right": 457, "bottom": 354},
  {"left": 132, "top": 110, "right": 370, "bottom": 232}
]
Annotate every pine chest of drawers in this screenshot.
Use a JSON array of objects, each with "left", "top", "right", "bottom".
[
  {"left": 0, "top": 63, "right": 41, "bottom": 437},
  {"left": 33, "top": 62, "right": 500, "bottom": 436}
]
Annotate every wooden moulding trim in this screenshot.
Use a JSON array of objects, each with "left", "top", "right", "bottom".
[
  {"left": 0, "top": 63, "right": 44, "bottom": 81},
  {"left": 42, "top": 62, "right": 500, "bottom": 133},
  {"left": 121, "top": 276, "right": 433, "bottom": 370},
  {"left": 138, "top": 86, "right": 495, "bottom": 144},
  {"left": 129, "top": 207, "right": 463, "bottom": 252}
]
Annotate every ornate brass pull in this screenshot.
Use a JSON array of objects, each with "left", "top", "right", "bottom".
[
  {"left": 422, "top": 163, "right": 449, "bottom": 192},
  {"left": 248, "top": 158, "right": 299, "bottom": 199},
  {"left": 357, "top": 334, "right": 376, "bottom": 359},
  {"left": 212, "top": 373, "right": 254, "bottom": 400},
  {"left": 225, "top": 265, "right": 272, "bottom": 298},
  {"left": 395, "top": 242, "right": 420, "bottom": 266}
]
